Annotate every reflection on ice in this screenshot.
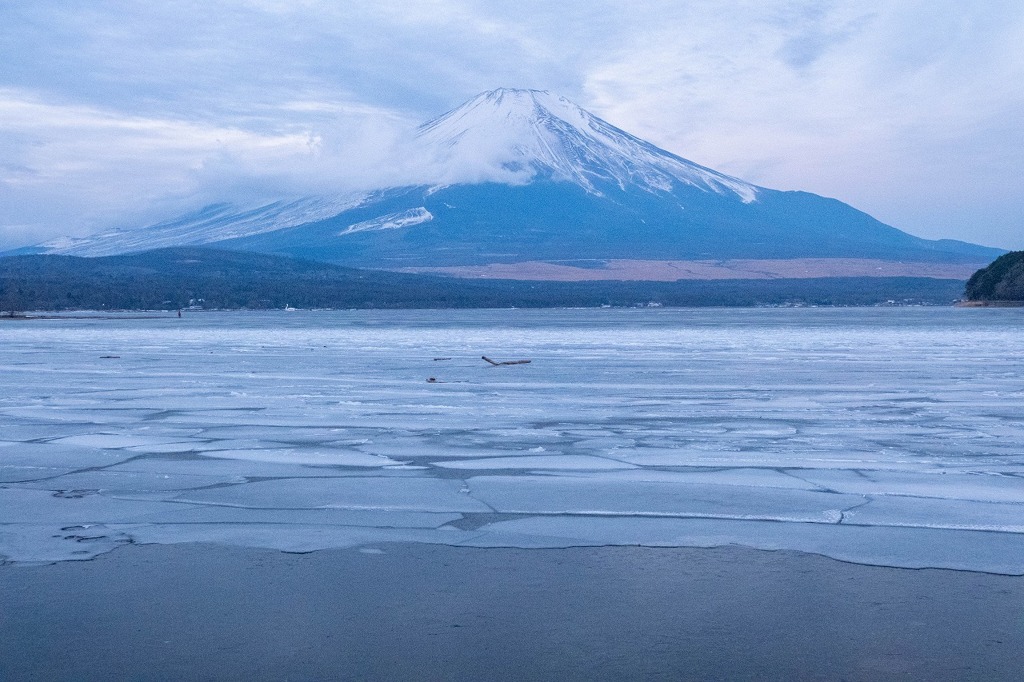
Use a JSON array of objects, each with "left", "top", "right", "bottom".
[{"left": 1, "top": 308, "right": 1023, "bottom": 573}]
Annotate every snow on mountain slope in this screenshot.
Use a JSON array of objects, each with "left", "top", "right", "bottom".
[
  {"left": 340, "top": 207, "right": 433, "bottom": 235},
  {"left": 40, "top": 195, "right": 367, "bottom": 257},
  {"left": 416, "top": 88, "right": 758, "bottom": 201}
]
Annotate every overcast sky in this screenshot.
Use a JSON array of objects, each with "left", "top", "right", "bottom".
[{"left": 2, "top": 1, "right": 1022, "bottom": 250}]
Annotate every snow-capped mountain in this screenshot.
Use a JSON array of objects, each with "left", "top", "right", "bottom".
[
  {"left": 415, "top": 88, "right": 757, "bottom": 201},
  {"left": 17, "top": 88, "right": 1002, "bottom": 268}
]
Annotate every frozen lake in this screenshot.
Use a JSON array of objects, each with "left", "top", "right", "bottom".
[{"left": 1, "top": 307, "right": 1022, "bottom": 573}]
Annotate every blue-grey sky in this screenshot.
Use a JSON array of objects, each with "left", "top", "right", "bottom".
[{"left": 2, "top": 1, "right": 1022, "bottom": 250}]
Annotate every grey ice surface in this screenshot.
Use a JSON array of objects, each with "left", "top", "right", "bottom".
[{"left": 1, "top": 307, "right": 1023, "bottom": 572}]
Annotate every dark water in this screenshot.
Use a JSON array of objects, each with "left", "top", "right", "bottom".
[{"left": 2, "top": 542, "right": 1023, "bottom": 681}]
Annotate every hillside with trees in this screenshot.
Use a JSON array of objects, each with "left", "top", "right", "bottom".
[{"left": 964, "top": 251, "right": 1024, "bottom": 302}]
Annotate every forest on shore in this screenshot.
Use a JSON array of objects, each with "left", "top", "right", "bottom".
[
  {"left": 964, "top": 251, "right": 1024, "bottom": 302},
  {"left": 1, "top": 247, "right": 969, "bottom": 313}
]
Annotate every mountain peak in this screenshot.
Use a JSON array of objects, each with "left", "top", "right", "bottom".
[
  {"left": 429, "top": 88, "right": 569, "bottom": 119},
  {"left": 479, "top": 87, "right": 556, "bottom": 104},
  {"left": 466, "top": 88, "right": 585, "bottom": 123},
  {"left": 415, "top": 89, "right": 758, "bottom": 201}
]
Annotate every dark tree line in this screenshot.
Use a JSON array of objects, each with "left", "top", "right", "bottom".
[{"left": 0, "top": 247, "right": 967, "bottom": 312}]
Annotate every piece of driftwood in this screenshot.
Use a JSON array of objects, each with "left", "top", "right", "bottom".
[
  {"left": 482, "top": 355, "right": 531, "bottom": 366},
  {"left": 432, "top": 357, "right": 452, "bottom": 361}
]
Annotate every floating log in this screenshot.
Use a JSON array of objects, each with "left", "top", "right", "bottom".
[{"left": 482, "top": 356, "right": 532, "bottom": 366}]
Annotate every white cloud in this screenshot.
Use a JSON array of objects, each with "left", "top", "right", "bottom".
[
  {"left": 578, "top": 2, "right": 1024, "bottom": 248},
  {"left": 0, "top": 88, "right": 425, "bottom": 244}
]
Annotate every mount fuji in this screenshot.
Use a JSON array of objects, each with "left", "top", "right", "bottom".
[{"left": 18, "top": 89, "right": 1002, "bottom": 273}]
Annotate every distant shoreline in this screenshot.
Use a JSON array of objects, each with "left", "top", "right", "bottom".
[
  {"left": 0, "top": 301, "right": 973, "bottom": 319},
  {"left": 956, "top": 300, "right": 1024, "bottom": 307},
  {"left": 1, "top": 312, "right": 179, "bottom": 320}
]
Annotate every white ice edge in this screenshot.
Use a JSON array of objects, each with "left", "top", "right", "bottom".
[{"left": 4, "top": 517, "right": 1024, "bottom": 575}]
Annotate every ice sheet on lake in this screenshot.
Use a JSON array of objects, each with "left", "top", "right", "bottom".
[
  {"left": 17, "top": 470, "right": 244, "bottom": 494},
  {"left": 2, "top": 308, "right": 1023, "bottom": 574},
  {"left": 116, "top": 524, "right": 465, "bottom": 556},
  {"left": 125, "top": 506, "right": 463, "bottom": 528},
  {"left": 843, "top": 495, "right": 1024, "bottom": 533},
  {"left": 466, "top": 475, "right": 861, "bottom": 523},
  {"left": 198, "top": 448, "right": 403, "bottom": 467},
  {"left": 795, "top": 469, "right": 1024, "bottom": 503},
  {"left": 432, "top": 455, "right": 637, "bottom": 470},
  {"left": 49, "top": 434, "right": 193, "bottom": 449},
  {"left": 459, "top": 517, "right": 1024, "bottom": 575},
  {"left": 108, "top": 457, "right": 361, "bottom": 480},
  {"left": 174, "top": 477, "right": 493, "bottom": 513},
  {"left": 0, "top": 487, "right": 191, "bottom": 524}
]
